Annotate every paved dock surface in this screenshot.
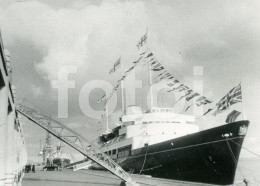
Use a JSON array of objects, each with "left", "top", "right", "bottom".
[
  {"left": 22, "top": 159, "right": 260, "bottom": 186},
  {"left": 22, "top": 168, "right": 225, "bottom": 186}
]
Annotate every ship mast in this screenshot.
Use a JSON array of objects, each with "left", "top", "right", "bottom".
[
  {"left": 105, "top": 102, "right": 109, "bottom": 132},
  {"left": 147, "top": 28, "right": 154, "bottom": 108},
  {"left": 42, "top": 120, "right": 53, "bottom": 165},
  {"left": 38, "top": 139, "right": 42, "bottom": 164},
  {"left": 120, "top": 56, "right": 125, "bottom": 114},
  {"left": 103, "top": 95, "right": 112, "bottom": 133}
]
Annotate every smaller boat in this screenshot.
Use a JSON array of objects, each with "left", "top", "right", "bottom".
[
  {"left": 52, "top": 142, "right": 71, "bottom": 168},
  {"left": 42, "top": 131, "right": 71, "bottom": 170}
]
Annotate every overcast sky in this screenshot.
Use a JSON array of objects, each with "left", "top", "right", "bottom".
[{"left": 0, "top": 0, "right": 260, "bottom": 161}]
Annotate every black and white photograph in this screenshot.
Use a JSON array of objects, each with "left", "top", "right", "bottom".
[{"left": 0, "top": 0, "right": 259, "bottom": 186}]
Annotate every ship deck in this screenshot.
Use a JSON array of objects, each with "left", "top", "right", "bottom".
[{"left": 22, "top": 167, "right": 248, "bottom": 186}]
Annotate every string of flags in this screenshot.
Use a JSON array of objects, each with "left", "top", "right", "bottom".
[
  {"left": 97, "top": 55, "right": 144, "bottom": 104},
  {"left": 109, "top": 57, "right": 121, "bottom": 74},
  {"left": 141, "top": 48, "right": 212, "bottom": 110},
  {"left": 183, "top": 96, "right": 212, "bottom": 111},
  {"left": 97, "top": 30, "right": 244, "bottom": 125},
  {"left": 99, "top": 37, "right": 152, "bottom": 104},
  {"left": 136, "top": 33, "right": 214, "bottom": 112},
  {"left": 107, "top": 56, "right": 143, "bottom": 101},
  {"left": 136, "top": 31, "right": 147, "bottom": 49},
  {"left": 97, "top": 94, "right": 106, "bottom": 103},
  {"left": 203, "top": 83, "right": 242, "bottom": 116},
  {"left": 185, "top": 83, "right": 242, "bottom": 115}
]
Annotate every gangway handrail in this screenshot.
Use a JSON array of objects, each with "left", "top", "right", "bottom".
[
  {"left": 16, "top": 99, "right": 139, "bottom": 186},
  {"left": 16, "top": 99, "right": 88, "bottom": 140},
  {"left": 18, "top": 100, "right": 101, "bottom": 149}
]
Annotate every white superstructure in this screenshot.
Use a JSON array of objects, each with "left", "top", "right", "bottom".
[{"left": 99, "top": 106, "right": 199, "bottom": 158}]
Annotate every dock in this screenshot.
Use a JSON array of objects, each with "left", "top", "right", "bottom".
[
  {"left": 21, "top": 157, "right": 260, "bottom": 186},
  {"left": 22, "top": 168, "right": 229, "bottom": 186}
]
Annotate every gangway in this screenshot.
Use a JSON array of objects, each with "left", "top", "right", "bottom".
[{"left": 16, "top": 99, "right": 139, "bottom": 186}]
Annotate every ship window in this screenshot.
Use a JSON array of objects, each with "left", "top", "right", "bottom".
[
  {"left": 112, "top": 149, "right": 116, "bottom": 155},
  {"left": 143, "top": 122, "right": 147, "bottom": 124},
  {"left": 124, "top": 121, "right": 135, "bottom": 126},
  {"left": 0, "top": 71, "right": 5, "bottom": 88},
  {"left": 8, "top": 100, "right": 12, "bottom": 114},
  {"left": 144, "top": 143, "right": 148, "bottom": 147},
  {"left": 118, "top": 145, "right": 131, "bottom": 158}
]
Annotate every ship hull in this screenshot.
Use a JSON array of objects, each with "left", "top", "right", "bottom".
[
  {"left": 115, "top": 120, "right": 249, "bottom": 185},
  {"left": 53, "top": 158, "right": 71, "bottom": 167}
]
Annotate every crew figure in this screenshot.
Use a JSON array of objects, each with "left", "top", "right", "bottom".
[
  {"left": 32, "top": 164, "right": 35, "bottom": 173},
  {"left": 243, "top": 178, "right": 250, "bottom": 186}
]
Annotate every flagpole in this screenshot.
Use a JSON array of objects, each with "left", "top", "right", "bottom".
[
  {"left": 104, "top": 94, "right": 109, "bottom": 133},
  {"left": 105, "top": 101, "right": 109, "bottom": 133},
  {"left": 240, "top": 80, "right": 246, "bottom": 120},
  {"left": 146, "top": 27, "right": 154, "bottom": 109}
]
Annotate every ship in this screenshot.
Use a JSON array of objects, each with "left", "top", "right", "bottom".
[
  {"left": 93, "top": 31, "right": 249, "bottom": 185},
  {"left": 41, "top": 130, "right": 71, "bottom": 169},
  {"left": 0, "top": 31, "right": 27, "bottom": 185},
  {"left": 97, "top": 107, "right": 248, "bottom": 185},
  {"left": 52, "top": 143, "right": 71, "bottom": 168}
]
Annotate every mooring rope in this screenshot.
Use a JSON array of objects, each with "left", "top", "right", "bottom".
[
  {"left": 226, "top": 139, "right": 251, "bottom": 186},
  {"left": 139, "top": 146, "right": 148, "bottom": 174},
  {"left": 226, "top": 139, "right": 238, "bottom": 165},
  {"left": 230, "top": 139, "right": 260, "bottom": 158},
  {"left": 229, "top": 138, "right": 260, "bottom": 186}
]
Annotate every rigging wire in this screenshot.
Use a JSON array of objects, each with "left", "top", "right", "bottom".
[{"left": 139, "top": 146, "right": 148, "bottom": 174}]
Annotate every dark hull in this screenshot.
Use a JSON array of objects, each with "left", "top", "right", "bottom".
[
  {"left": 53, "top": 158, "right": 70, "bottom": 167},
  {"left": 116, "top": 120, "right": 249, "bottom": 185}
]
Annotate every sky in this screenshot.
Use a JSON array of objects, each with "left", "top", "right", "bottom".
[{"left": 0, "top": 0, "right": 260, "bottom": 162}]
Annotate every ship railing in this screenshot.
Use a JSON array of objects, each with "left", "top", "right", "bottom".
[{"left": 15, "top": 99, "right": 138, "bottom": 186}]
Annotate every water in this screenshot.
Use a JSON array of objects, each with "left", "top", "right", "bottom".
[{"left": 235, "top": 158, "right": 260, "bottom": 186}]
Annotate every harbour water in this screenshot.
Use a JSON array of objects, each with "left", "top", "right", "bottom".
[
  {"left": 234, "top": 158, "right": 260, "bottom": 186},
  {"left": 22, "top": 158, "right": 260, "bottom": 186}
]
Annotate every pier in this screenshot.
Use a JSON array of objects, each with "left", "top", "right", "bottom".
[
  {"left": 22, "top": 161, "right": 259, "bottom": 186},
  {"left": 22, "top": 168, "right": 223, "bottom": 186}
]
